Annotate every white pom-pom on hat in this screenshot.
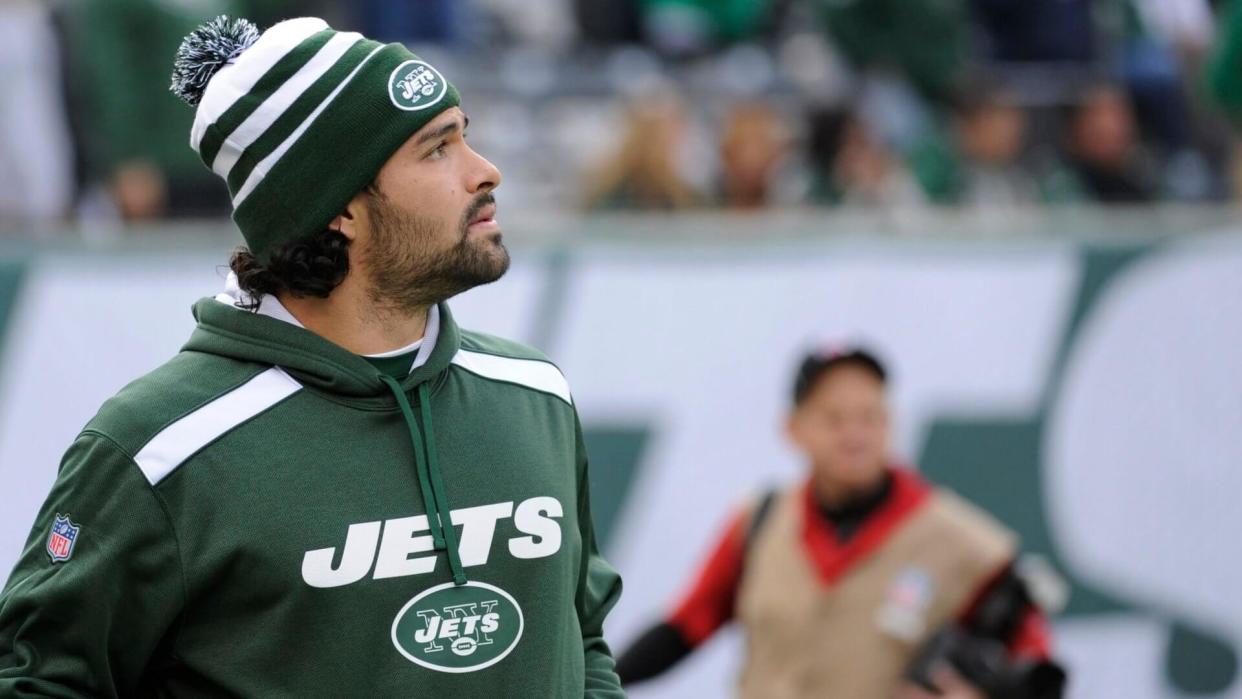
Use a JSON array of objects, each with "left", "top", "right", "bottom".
[
  {"left": 185, "top": 17, "right": 331, "bottom": 152},
  {"left": 170, "top": 15, "right": 261, "bottom": 107}
]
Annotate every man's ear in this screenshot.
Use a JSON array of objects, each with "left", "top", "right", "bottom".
[
  {"left": 784, "top": 413, "right": 801, "bottom": 446},
  {"left": 331, "top": 190, "right": 371, "bottom": 241}
]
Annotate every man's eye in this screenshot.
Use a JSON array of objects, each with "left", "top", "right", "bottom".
[{"left": 428, "top": 142, "right": 448, "bottom": 159}]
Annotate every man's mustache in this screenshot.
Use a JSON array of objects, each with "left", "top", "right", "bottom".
[{"left": 461, "top": 193, "right": 496, "bottom": 229}]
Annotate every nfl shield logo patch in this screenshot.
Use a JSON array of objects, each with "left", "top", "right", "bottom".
[{"left": 46, "top": 514, "right": 80, "bottom": 563}]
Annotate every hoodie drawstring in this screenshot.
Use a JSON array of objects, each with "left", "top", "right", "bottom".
[{"left": 379, "top": 375, "right": 468, "bottom": 586}]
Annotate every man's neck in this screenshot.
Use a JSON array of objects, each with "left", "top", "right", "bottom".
[
  {"left": 276, "top": 281, "right": 430, "bottom": 356},
  {"left": 811, "top": 468, "right": 891, "bottom": 511},
  {"left": 811, "top": 470, "right": 894, "bottom": 543}
]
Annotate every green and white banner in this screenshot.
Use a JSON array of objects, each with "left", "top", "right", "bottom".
[{"left": 0, "top": 231, "right": 1238, "bottom": 697}]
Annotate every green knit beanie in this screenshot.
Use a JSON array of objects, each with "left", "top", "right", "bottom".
[{"left": 170, "top": 16, "right": 461, "bottom": 261}]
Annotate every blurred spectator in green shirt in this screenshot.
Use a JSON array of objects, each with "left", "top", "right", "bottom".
[
  {"left": 63, "top": 0, "right": 241, "bottom": 221},
  {"left": 642, "top": 0, "right": 779, "bottom": 56},
  {"left": 815, "top": 0, "right": 971, "bottom": 103},
  {"left": 1207, "top": 0, "right": 1242, "bottom": 113}
]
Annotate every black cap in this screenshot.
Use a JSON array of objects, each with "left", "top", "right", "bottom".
[{"left": 793, "top": 346, "right": 887, "bottom": 405}]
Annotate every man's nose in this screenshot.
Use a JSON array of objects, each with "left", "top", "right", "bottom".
[{"left": 467, "top": 147, "right": 501, "bottom": 194}]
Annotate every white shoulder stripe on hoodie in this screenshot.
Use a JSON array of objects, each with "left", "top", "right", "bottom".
[
  {"left": 450, "top": 350, "right": 572, "bottom": 406},
  {"left": 135, "top": 367, "right": 303, "bottom": 485}
]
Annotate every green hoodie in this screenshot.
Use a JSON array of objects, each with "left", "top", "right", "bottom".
[{"left": 0, "top": 294, "right": 625, "bottom": 698}]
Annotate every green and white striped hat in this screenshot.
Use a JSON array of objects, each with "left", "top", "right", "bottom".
[{"left": 171, "top": 16, "right": 460, "bottom": 261}]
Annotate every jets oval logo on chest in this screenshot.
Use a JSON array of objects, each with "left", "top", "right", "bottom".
[{"left": 391, "top": 581, "right": 523, "bottom": 673}]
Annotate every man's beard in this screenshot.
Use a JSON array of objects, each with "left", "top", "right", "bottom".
[{"left": 361, "top": 190, "right": 509, "bottom": 313}]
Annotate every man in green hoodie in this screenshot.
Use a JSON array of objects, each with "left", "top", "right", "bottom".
[{"left": 0, "top": 15, "right": 625, "bottom": 698}]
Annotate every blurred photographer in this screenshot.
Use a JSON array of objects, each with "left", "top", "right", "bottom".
[{"left": 616, "top": 348, "right": 1066, "bottom": 698}]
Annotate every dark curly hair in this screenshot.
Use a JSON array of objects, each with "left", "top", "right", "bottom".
[{"left": 228, "top": 228, "right": 352, "bottom": 311}]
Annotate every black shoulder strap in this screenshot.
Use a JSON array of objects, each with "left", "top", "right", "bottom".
[{"left": 745, "top": 488, "right": 779, "bottom": 554}]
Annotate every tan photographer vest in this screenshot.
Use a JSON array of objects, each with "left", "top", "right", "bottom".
[{"left": 736, "top": 484, "right": 1015, "bottom": 698}]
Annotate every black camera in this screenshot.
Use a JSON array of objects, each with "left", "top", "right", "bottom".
[
  {"left": 905, "top": 568, "right": 1067, "bottom": 699},
  {"left": 906, "top": 626, "right": 1066, "bottom": 698}
]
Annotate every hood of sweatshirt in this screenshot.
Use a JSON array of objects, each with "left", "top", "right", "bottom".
[
  {"left": 182, "top": 280, "right": 471, "bottom": 585},
  {"left": 183, "top": 283, "right": 461, "bottom": 403}
]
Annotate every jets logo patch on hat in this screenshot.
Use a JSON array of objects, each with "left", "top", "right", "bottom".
[
  {"left": 46, "top": 513, "right": 80, "bottom": 563},
  {"left": 388, "top": 60, "right": 448, "bottom": 112}
]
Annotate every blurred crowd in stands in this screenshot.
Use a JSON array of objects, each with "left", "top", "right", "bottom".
[{"left": 5, "top": 0, "right": 1242, "bottom": 229}]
